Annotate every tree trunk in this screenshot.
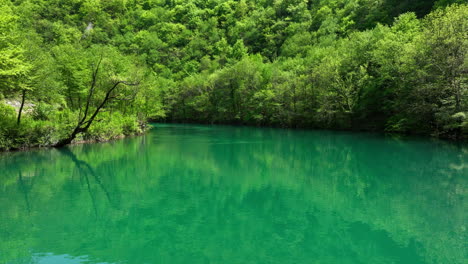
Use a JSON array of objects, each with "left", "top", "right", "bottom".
[
  {"left": 54, "top": 127, "right": 83, "bottom": 147},
  {"left": 54, "top": 80, "right": 137, "bottom": 148},
  {"left": 17, "top": 89, "right": 26, "bottom": 125}
]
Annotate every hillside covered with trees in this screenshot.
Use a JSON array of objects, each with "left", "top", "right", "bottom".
[{"left": 0, "top": 0, "right": 467, "bottom": 150}]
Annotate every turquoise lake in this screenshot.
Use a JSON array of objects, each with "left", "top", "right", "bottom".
[{"left": 0, "top": 124, "right": 466, "bottom": 264}]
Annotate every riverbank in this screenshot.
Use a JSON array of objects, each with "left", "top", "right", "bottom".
[
  {"left": 0, "top": 96, "right": 149, "bottom": 151},
  {"left": 0, "top": 129, "right": 148, "bottom": 152},
  {"left": 0, "top": 104, "right": 148, "bottom": 152},
  {"left": 160, "top": 118, "right": 468, "bottom": 141},
  {"left": 2, "top": 118, "right": 466, "bottom": 153}
]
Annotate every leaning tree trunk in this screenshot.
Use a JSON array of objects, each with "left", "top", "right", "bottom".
[
  {"left": 17, "top": 89, "right": 26, "bottom": 125},
  {"left": 54, "top": 127, "right": 84, "bottom": 147},
  {"left": 54, "top": 80, "right": 136, "bottom": 148},
  {"left": 54, "top": 54, "right": 139, "bottom": 148}
]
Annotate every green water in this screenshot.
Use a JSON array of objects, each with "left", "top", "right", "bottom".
[{"left": 0, "top": 124, "right": 466, "bottom": 264}]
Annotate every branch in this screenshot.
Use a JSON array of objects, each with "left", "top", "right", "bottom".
[
  {"left": 80, "top": 55, "right": 103, "bottom": 125},
  {"left": 81, "top": 80, "right": 138, "bottom": 131}
]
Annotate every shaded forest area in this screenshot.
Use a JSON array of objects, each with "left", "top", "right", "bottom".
[{"left": 0, "top": 0, "right": 467, "bottom": 150}]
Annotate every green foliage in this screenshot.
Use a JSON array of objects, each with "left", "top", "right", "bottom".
[
  {"left": 0, "top": 103, "right": 16, "bottom": 150},
  {"left": 0, "top": 0, "right": 466, "bottom": 150}
]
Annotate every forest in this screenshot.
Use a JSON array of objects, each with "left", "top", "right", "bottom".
[{"left": 0, "top": 0, "right": 467, "bottom": 150}]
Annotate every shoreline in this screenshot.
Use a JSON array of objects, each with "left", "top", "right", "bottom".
[
  {"left": 157, "top": 120, "right": 468, "bottom": 142},
  {"left": 1, "top": 122, "right": 466, "bottom": 153},
  {"left": 0, "top": 129, "right": 148, "bottom": 153}
]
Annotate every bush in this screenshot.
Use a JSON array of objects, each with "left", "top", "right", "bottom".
[
  {"left": 122, "top": 115, "right": 142, "bottom": 135},
  {"left": 86, "top": 112, "right": 124, "bottom": 142},
  {"left": 0, "top": 103, "right": 17, "bottom": 150},
  {"left": 32, "top": 102, "right": 55, "bottom": 121},
  {"left": 0, "top": 102, "right": 145, "bottom": 150},
  {"left": 0, "top": 103, "right": 70, "bottom": 150}
]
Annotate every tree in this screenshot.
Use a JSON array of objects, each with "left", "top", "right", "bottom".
[
  {"left": 423, "top": 4, "right": 468, "bottom": 137},
  {"left": 54, "top": 46, "right": 142, "bottom": 147},
  {"left": 0, "top": 1, "right": 32, "bottom": 125}
]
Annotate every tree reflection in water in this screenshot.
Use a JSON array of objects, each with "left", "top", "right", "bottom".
[{"left": 0, "top": 125, "right": 466, "bottom": 264}]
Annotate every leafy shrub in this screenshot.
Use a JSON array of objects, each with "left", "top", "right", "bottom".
[
  {"left": 86, "top": 112, "right": 124, "bottom": 142},
  {"left": 32, "top": 103, "right": 55, "bottom": 121},
  {"left": 0, "top": 103, "right": 17, "bottom": 150}
]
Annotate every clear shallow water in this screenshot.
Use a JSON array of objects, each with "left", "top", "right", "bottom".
[{"left": 0, "top": 124, "right": 466, "bottom": 264}]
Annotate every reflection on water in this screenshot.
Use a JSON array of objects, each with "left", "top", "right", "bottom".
[
  {"left": 32, "top": 253, "right": 115, "bottom": 264},
  {"left": 0, "top": 124, "right": 466, "bottom": 264}
]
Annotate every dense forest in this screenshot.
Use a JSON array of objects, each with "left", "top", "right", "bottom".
[{"left": 0, "top": 0, "right": 467, "bottom": 150}]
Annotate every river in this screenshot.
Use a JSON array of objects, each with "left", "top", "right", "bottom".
[{"left": 0, "top": 124, "right": 466, "bottom": 264}]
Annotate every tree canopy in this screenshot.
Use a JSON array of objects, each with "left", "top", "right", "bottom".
[{"left": 0, "top": 0, "right": 466, "bottom": 149}]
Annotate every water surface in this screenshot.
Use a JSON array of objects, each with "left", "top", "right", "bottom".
[{"left": 0, "top": 124, "right": 466, "bottom": 264}]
